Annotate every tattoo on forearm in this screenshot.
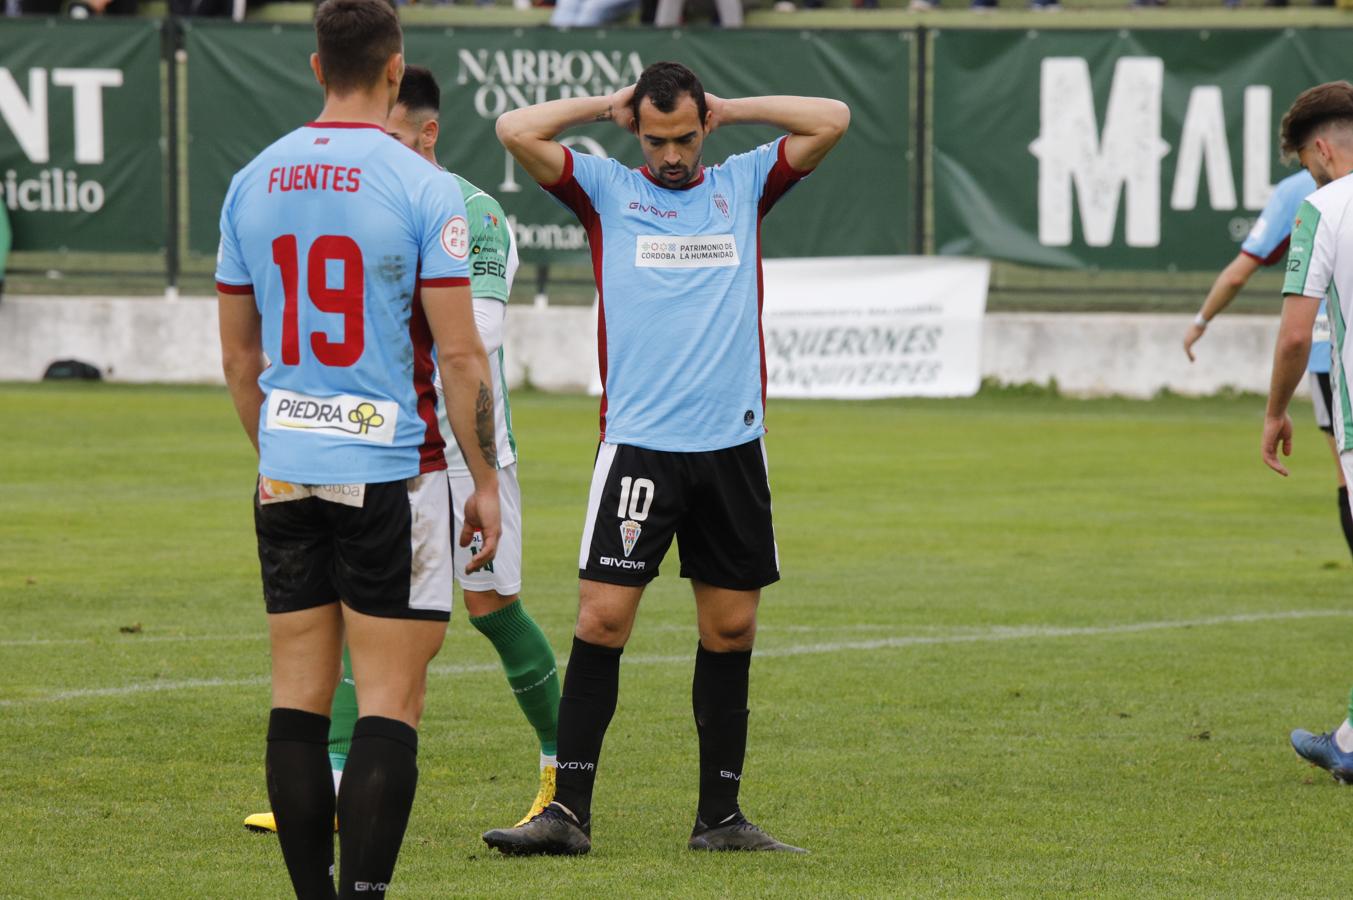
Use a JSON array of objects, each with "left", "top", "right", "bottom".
[
  {"left": 594, "top": 106, "right": 613, "bottom": 122},
  {"left": 475, "top": 381, "right": 498, "bottom": 469}
]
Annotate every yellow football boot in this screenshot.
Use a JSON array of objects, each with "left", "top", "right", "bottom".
[
  {"left": 243, "top": 811, "right": 338, "bottom": 833},
  {"left": 243, "top": 812, "right": 277, "bottom": 833},
  {"left": 513, "top": 765, "right": 557, "bottom": 828}
]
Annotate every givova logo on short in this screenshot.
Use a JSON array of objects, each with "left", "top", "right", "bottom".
[{"left": 266, "top": 390, "right": 400, "bottom": 445}]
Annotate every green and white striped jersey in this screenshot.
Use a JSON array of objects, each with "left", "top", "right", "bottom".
[
  {"left": 437, "top": 174, "right": 520, "bottom": 475},
  {"left": 1285, "top": 174, "right": 1353, "bottom": 450}
]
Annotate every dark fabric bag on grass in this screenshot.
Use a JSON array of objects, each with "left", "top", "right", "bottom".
[{"left": 43, "top": 359, "right": 102, "bottom": 381}]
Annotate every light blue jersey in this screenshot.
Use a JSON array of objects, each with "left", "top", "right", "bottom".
[
  {"left": 1242, "top": 169, "right": 1329, "bottom": 374},
  {"left": 216, "top": 122, "right": 472, "bottom": 483},
  {"left": 544, "top": 138, "right": 808, "bottom": 452}
]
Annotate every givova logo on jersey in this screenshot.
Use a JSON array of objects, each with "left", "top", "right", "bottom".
[{"left": 266, "top": 389, "right": 399, "bottom": 444}]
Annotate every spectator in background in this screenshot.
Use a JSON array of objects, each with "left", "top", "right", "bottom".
[
  {"left": 66, "top": 0, "right": 139, "bottom": 16},
  {"left": 909, "top": 0, "right": 1062, "bottom": 9},
  {"left": 169, "top": 0, "right": 252, "bottom": 18},
  {"left": 653, "top": 0, "right": 744, "bottom": 24},
  {"left": 549, "top": 0, "right": 637, "bottom": 25}
]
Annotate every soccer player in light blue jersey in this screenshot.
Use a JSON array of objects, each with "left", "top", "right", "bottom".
[
  {"left": 483, "top": 61, "right": 849, "bottom": 856},
  {"left": 215, "top": 2, "right": 500, "bottom": 896},
  {"left": 243, "top": 64, "right": 561, "bottom": 842},
  {"left": 1184, "top": 170, "right": 1353, "bottom": 559}
]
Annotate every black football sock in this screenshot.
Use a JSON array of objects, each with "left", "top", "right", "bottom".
[
  {"left": 551, "top": 636, "right": 623, "bottom": 824},
  {"left": 336, "top": 717, "right": 419, "bottom": 900},
  {"left": 1338, "top": 487, "right": 1353, "bottom": 561},
  {"left": 692, "top": 643, "right": 752, "bottom": 826},
  {"left": 266, "top": 707, "right": 337, "bottom": 900}
]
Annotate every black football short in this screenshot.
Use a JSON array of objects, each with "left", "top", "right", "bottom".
[
  {"left": 252, "top": 471, "right": 453, "bottom": 621},
  {"left": 578, "top": 438, "right": 780, "bottom": 591},
  {"left": 1314, "top": 371, "right": 1335, "bottom": 435}
]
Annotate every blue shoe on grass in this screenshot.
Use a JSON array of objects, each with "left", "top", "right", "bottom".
[{"left": 1291, "top": 729, "right": 1353, "bottom": 783}]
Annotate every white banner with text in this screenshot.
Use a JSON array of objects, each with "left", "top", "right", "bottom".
[{"left": 761, "top": 256, "right": 989, "bottom": 399}]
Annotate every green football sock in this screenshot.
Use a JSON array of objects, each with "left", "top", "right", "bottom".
[
  {"left": 470, "top": 599, "right": 560, "bottom": 757},
  {"left": 328, "top": 646, "right": 357, "bottom": 773}
]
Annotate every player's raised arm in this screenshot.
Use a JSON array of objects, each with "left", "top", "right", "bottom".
[
  {"left": 707, "top": 94, "right": 850, "bottom": 173},
  {"left": 495, "top": 87, "right": 635, "bottom": 185}
]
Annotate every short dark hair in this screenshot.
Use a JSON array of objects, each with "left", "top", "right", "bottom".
[
  {"left": 314, "top": 0, "right": 402, "bottom": 97},
  {"left": 631, "top": 61, "right": 707, "bottom": 128},
  {"left": 1280, "top": 81, "right": 1353, "bottom": 160},
  {"left": 397, "top": 64, "right": 440, "bottom": 116}
]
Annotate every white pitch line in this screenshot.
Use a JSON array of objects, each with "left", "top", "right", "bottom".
[
  {"left": 0, "top": 633, "right": 262, "bottom": 648},
  {"left": 3, "top": 608, "right": 1350, "bottom": 708},
  {"left": 0, "top": 622, "right": 905, "bottom": 647}
]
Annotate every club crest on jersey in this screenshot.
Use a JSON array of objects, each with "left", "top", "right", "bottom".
[
  {"left": 441, "top": 215, "right": 469, "bottom": 259},
  {"left": 713, "top": 193, "right": 730, "bottom": 219},
  {"left": 620, "top": 519, "right": 642, "bottom": 558}
]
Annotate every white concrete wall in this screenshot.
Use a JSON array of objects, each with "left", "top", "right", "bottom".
[
  {"left": 979, "top": 312, "right": 1286, "bottom": 398},
  {"left": 0, "top": 295, "right": 1288, "bottom": 398}
]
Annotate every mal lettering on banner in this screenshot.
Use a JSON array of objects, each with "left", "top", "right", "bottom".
[{"left": 931, "top": 28, "right": 1353, "bottom": 272}]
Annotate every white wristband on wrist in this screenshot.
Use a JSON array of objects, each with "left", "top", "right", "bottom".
[{"left": 1193, "top": 312, "right": 1209, "bottom": 328}]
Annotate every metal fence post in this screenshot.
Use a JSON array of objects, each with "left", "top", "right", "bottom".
[
  {"left": 163, "top": 16, "right": 182, "bottom": 299},
  {"left": 913, "top": 25, "right": 927, "bottom": 257}
]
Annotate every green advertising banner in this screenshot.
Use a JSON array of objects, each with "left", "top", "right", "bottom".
[
  {"left": 931, "top": 28, "right": 1353, "bottom": 270},
  {"left": 0, "top": 19, "right": 163, "bottom": 253},
  {"left": 185, "top": 24, "right": 911, "bottom": 263}
]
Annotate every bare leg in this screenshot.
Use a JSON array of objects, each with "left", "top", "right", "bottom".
[
  {"left": 692, "top": 581, "right": 759, "bottom": 652},
  {"left": 463, "top": 589, "right": 519, "bottom": 617},
  {"left": 1326, "top": 432, "right": 1346, "bottom": 488},
  {"left": 269, "top": 603, "right": 344, "bottom": 714},
  {"left": 576, "top": 579, "right": 644, "bottom": 647},
  {"left": 341, "top": 605, "right": 446, "bottom": 728}
]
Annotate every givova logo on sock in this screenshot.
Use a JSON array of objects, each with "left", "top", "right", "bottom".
[
  {"left": 354, "top": 882, "right": 390, "bottom": 892},
  {"left": 557, "top": 761, "right": 595, "bottom": 771}
]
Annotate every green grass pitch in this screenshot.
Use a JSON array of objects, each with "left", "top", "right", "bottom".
[{"left": 2, "top": 383, "right": 1351, "bottom": 897}]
